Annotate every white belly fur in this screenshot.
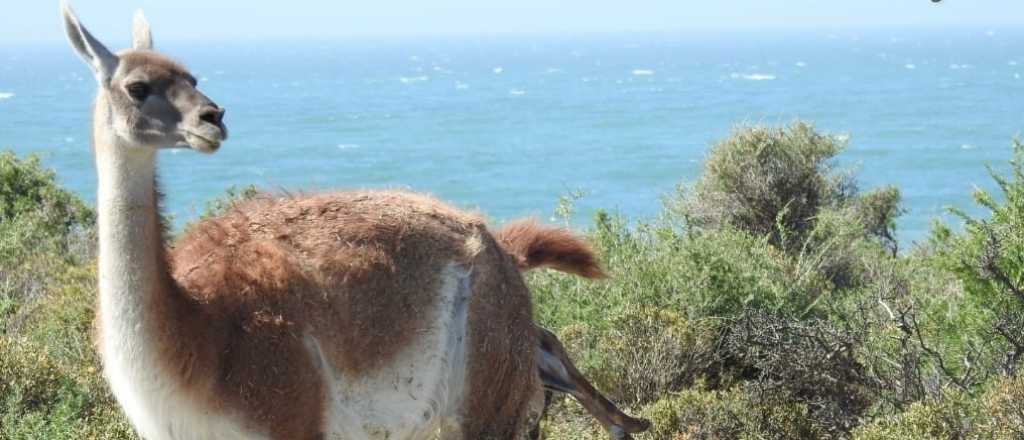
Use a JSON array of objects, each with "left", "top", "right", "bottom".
[{"left": 306, "top": 262, "right": 473, "bottom": 440}]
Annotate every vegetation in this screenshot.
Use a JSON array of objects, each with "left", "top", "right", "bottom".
[{"left": 2, "top": 123, "right": 1023, "bottom": 439}]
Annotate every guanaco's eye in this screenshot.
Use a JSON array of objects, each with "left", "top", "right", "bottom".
[{"left": 126, "top": 82, "right": 151, "bottom": 101}]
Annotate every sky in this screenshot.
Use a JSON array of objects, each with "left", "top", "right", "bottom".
[{"left": 2, "top": 0, "right": 1024, "bottom": 44}]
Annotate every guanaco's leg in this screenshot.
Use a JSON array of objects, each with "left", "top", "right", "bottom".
[{"left": 534, "top": 326, "right": 650, "bottom": 440}]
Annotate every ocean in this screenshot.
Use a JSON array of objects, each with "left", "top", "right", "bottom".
[{"left": 1, "top": 30, "right": 1021, "bottom": 246}]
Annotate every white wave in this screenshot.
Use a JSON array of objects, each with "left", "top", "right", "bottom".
[
  {"left": 949, "top": 64, "right": 974, "bottom": 70},
  {"left": 399, "top": 75, "right": 429, "bottom": 84},
  {"left": 1016, "top": 73, "right": 1021, "bottom": 80},
  {"left": 508, "top": 89, "right": 526, "bottom": 96},
  {"left": 0, "top": 92, "right": 14, "bottom": 100},
  {"left": 455, "top": 82, "right": 470, "bottom": 90},
  {"left": 631, "top": 69, "right": 654, "bottom": 76},
  {"left": 961, "top": 144, "right": 976, "bottom": 150},
  {"left": 795, "top": 61, "right": 807, "bottom": 68},
  {"left": 493, "top": 67, "right": 504, "bottom": 74},
  {"left": 64, "top": 137, "right": 75, "bottom": 143},
  {"left": 1010, "top": 60, "right": 1019, "bottom": 66},
  {"left": 545, "top": 68, "right": 563, "bottom": 74},
  {"left": 730, "top": 73, "right": 776, "bottom": 81},
  {"left": 904, "top": 63, "right": 916, "bottom": 70},
  {"left": 337, "top": 144, "right": 360, "bottom": 150}
]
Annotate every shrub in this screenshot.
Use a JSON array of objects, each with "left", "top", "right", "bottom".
[
  {"left": 976, "top": 372, "right": 1024, "bottom": 438},
  {"left": 0, "top": 152, "right": 93, "bottom": 239},
  {"left": 929, "top": 140, "right": 1024, "bottom": 377},
  {"left": 588, "top": 306, "right": 719, "bottom": 404},
  {"left": 682, "top": 122, "right": 855, "bottom": 251},
  {"left": 1, "top": 153, "right": 96, "bottom": 328},
  {"left": 725, "top": 310, "right": 873, "bottom": 435},
  {"left": 851, "top": 389, "right": 976, "bottom": 440},
  {"left": 642, "top": 386, "right": 823, "bottom": 440},
  {"left": 532, "top": 124, "right": 909, "bottom": 437},
  {"left": 853, "top": 373, "right": 1024, "bottom": 440}
]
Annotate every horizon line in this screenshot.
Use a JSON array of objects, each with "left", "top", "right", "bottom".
[{"left": 2, "top": 23, "right": 1019, "bottom": 47}]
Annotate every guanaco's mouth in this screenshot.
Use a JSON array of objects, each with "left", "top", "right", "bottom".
[{"left": 182, "top": 130, "right": 222, "bottom": 153}]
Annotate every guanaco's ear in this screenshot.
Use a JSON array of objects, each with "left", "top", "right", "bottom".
[
  {"left": 132, "top": 10, "right": 153, "bottom": 50},
  {"left": 60, "top": 1, "right": 119, "bottom": 83}
]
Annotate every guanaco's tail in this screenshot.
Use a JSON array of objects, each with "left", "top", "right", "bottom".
[{"left": 493, "top": 219, "right": 606, "bottom": 279}]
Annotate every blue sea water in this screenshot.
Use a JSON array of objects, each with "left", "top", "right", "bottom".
[{"left": 1, "top": 30, "right": 1022, "bottom": 246}]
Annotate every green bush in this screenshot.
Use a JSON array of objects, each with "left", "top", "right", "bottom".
[
  {"left": 0, "top": 152, "right": 94, "bottom": 265},
  {"left": 851, "top": 390, "right": 976, "bottom": 440},
  {"left": 930, "top": 140, "right": 1024, "bottom": 378},
  {"left": 682, "top": 122, "right": 855, "bottom": 250},
  {"left": 642, "top": 386, "right": 823, "bottom": 440},
  {"left": 0, "top": 152, "right": 93, "bottom": 237},
  {"left": 531, "top": 124, "right": 913, "bottom": 437},
  {"left": 853, "top": 373, "right": 1024, "bottom": 440},
  {"left": 0, "top": 152, "right": 96, "bottom": 321}
]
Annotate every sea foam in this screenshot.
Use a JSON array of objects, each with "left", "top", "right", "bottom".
[
  {"left": 0, "top": 92, "right": 14, "bottom": 100},
  {"left": 631, "top": 69, "right": 654, "bottom": 76},
  {"left": 730, "top": 73, "right": 776, "bottom": 81}
]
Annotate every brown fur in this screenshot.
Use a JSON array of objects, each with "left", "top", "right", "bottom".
[
  {"left": 159, "top": 190, "right": 539, "bottom": 438},
  {"left": 460, "top": 230, "right": 542, "bottom": 438},
  {"left": 493, "top": 219, "right": 606, "bottom": 279}
]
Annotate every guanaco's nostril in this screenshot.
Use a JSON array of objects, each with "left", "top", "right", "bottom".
[{"left": 199, "top": 106, "right": 225, "bottom": 125}]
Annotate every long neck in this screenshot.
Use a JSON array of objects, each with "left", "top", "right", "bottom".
[{"left": 93, "top": 93, "right": 167, "bottom": 318}]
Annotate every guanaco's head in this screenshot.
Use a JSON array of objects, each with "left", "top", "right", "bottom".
[{"left": 61, "top": 2, "right": 228, "bottom": 153}]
